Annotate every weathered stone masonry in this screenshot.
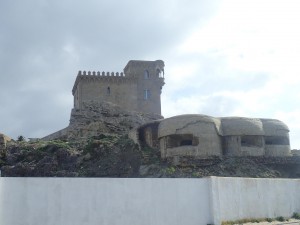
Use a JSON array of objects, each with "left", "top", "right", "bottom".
[{"left": 72, "top": 60, "right": 165, "bottom": 115}]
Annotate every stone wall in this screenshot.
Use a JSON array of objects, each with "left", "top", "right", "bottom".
[
  {"left": 72, "top": 60, "right": 165, "bottom": 115},
  {"left": 75, "top": 76, "right": 138, "bottom": 113}
]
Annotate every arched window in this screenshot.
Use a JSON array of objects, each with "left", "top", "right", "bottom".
[
  {"left": 144, "top": 70, "right": 150, "bottom": 79},
  {"left": 107, "top": 87, "right": 111, "bottom": 95},
  {"left": 144, "top": 89, "right": 151, "bottom": 100},
  {"left": 156, "top": 68, "right": 161, "bottom": 77}
]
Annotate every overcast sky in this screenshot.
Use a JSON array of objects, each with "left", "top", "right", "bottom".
[{"left": 1, "top": 0, "right": 300, "bottom": 149}]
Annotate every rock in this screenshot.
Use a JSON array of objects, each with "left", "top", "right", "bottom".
[
  {"left": 83, "top": 153, "right": 91, "bottom": 161},
  {"left": 42, "top": 101, "right": 163, "bottom": 141},
  {"left": 0, "top": 133, "right": 11, "bottom": 157},
  {"left": 139, "top": 164, "right": 161, "bottom": 176},
  {"left": 1, "top": 163, "right": 34, "bottom": 177}
]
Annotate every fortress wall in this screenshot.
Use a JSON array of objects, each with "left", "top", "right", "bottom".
[
  {"left": 137, "top": 77, "right": 164, "bottom": 115},
  {"left": 79, "top": 78, "right": 138, "bottom": 112},
  {"left": 75, "top": 74, "right": 164, "bottom": 115},
  {"left": 72, "top": 60, "right": 165, "bottom": 116}
]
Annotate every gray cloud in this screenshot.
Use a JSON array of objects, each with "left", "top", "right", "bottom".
[{"left": 0, "top": 0, "right": 220, "bottom": 139}]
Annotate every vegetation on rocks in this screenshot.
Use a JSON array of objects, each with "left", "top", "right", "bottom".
[
  {"left": 1, "top": 135, "right": 300, "bottom": 178},
  {"left": 1, "top": 102, "right": 299, "bottom": 178}
]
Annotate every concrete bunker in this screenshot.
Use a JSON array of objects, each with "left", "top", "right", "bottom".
[
  {"left": 158, "top": 115, "right": 223, "bottom": 158},
  {"left": 221, "top": 117, "right": 265, "bottom": 156},
  {"left": 261, "top": 119, "right": 290, "bottom": 156},
  {"left": 130, "top": 114, "right": 291, "bottom": 159}
]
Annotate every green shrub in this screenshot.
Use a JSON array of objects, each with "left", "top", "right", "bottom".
[
  {"left": 276, "top": 216, "right": 285, "bottom": 222},
  {"left": 17, "top": 135, "right": 25, "bottom": 142},
  {"left": 266, "top": 217, "right": 274, "bottom": 222},
  {"left": 222, "top": 217, "right": 280, "bottom": 225},
  {"left": 164, "top": 166, "right": 176, "bottom": 175},
  {"left": 292, "top": 212, "right": 300, "bottom": 219},
  {"left": 192, "top": 172, "right": 199, "bottom": 177},
  {"left": 36, "top": 140, "right": 71, "bottom": 152}
]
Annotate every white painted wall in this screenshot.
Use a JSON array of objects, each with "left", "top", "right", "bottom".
[
  {"left": 1, "top": 177, "right": 300, "bottom": 225},
  {"left": 211, "top": 177, "right": 300, "bottom": 224},
  {"left": 0, "top": 178, "right": 213, "bottom": 225}
]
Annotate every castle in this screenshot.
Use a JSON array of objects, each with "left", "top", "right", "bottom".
[
  {"left": 42, "top": 59, "right": 292, "bottom": 158},
  {"left": 72, "top": 60, "right": 165, "bottom": 115}
]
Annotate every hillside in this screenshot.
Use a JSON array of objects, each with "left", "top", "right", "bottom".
[
  {"left": 1, "top": 102, "right": 300, "bottom": 178},
  {"left": 2, "top": 134, "right": 300, "bottom": 178}
]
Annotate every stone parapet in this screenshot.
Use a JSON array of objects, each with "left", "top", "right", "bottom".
[{"left": 72, "top": 72, "right": 137, "bottom": 95}]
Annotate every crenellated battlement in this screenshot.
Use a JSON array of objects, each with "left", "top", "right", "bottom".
[
  {"left": 72, "top": 70, "right": 137, "bottom": 95},
  {"left": 78, "top": 70, "right": 125, "bottom": 77}
]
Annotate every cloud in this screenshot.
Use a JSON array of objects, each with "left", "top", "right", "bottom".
[
  {"left": 0, "top": 0, "right": 299, "bottom": 149},
  {"left": 0, "top": 0, "right": 220, "bottom": 139},
  {"left": 161, "top": 0, "right": 300, "bottom": 148}
]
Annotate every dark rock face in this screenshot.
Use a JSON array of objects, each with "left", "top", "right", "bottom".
[
  {"left": 1, "top": 135, "right": 142, "bottom": 177},
  {"left": 42, "top": 101, "right": 163, "bottom": 141},
  {"left": 68, "top": 101, "right": 162, "bottom": 139}
]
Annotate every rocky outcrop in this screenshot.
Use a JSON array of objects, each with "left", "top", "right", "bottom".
[
  {"left": 1, "top": 134, "right": 300, "bottom": 178},
  {"left": 42, "top": 101, "right": 163, "bottom": 141},
  {"left": 0, "top": 133, "right": 11, "bottom": 157},
  {"left": 2, "top": 101, "right": 299, "bottom": 178},
  {"left": 1, "top": 135, "right": 142, "bottom": 177}
]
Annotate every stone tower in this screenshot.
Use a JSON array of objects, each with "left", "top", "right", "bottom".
[{"left": 72, "top": 60, "right": 165, "bottom": 115}]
